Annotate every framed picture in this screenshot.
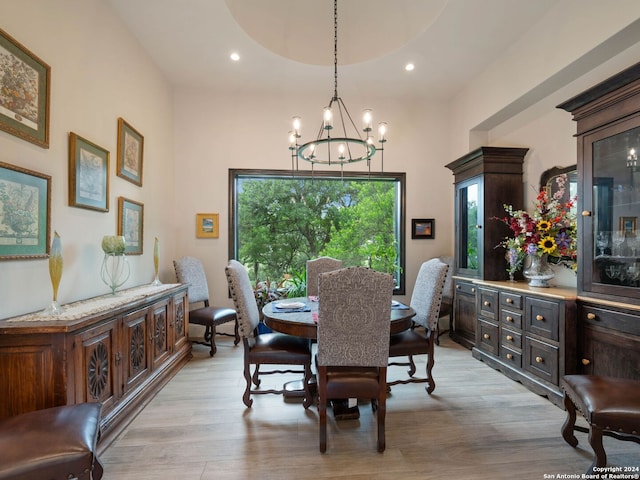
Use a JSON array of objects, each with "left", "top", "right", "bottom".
[
  {"left": 196, "top": 213, "right": 219, "bottom": 238},
  {"left": 68, "top": 132, "right": 109, "bottom": 212},
  {"left": 118, "top": 197, "right": 144, "bottom": 255},
  {"left": 0, "top": 161, "right": 50, "bottom": 259},
  {"left": 412, "top": 218, "right": 435, "bottom": 239},
  {"left": 620, "top": 216, "right": 638, "bottom": 236},
  {"left": 116, "top": 118, "right": 144, "bottom": 186},
  {"left": 0, "top": 28, "right": 50, "bottom": 148}
]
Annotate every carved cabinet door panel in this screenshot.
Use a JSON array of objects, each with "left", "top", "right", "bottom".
[
  {"left": 73, "top": 318, "right": 120, "bottom": 414},
  {"left": 171, "top": 292, "right": 189, "bottom": 352},
  {"left": 151, "top": 300, "right": 171, "bottom": 370},
  {"left": 122, "top": 307, "right": 150, "bottom": 394}
]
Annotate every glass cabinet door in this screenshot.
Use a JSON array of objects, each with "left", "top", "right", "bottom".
[
  {"left": 585, "top": 118, "right": 640, "bottom": 298},
  {"left": 456, "top": 177, "right": 482, "bottom": 278}
]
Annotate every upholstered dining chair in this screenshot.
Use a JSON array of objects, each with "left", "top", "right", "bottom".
[
  {"left": 306, "top": 256, "right": 343, "bottom": 297},
  {"left": 387, "top": 258, "right": 448, "bottom": 394},
  {"left": 173, "top": 256, "right": 239, "bottom": 357},
  {"left": 316, "top": 266, "right": 395, "bottom": 453},
  {"left": 225, "top": 259, "right": 313, "bottom": 408},
  {"left": 435, "top": 255, "right": 454, "bottom": 345}
]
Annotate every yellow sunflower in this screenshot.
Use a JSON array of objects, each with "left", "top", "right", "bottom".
[
  {"left": 537, "top": 220, "right": 551, "bottom": 231},
  {"left": 538, "top": 236, "right": 557, "bottom": 254}
]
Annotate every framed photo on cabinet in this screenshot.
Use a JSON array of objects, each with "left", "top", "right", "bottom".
[
  {"left": 196, "top": 213, "right": 219, "bottom": 238},
  {"left": 0, "top": 28, "right": 51, "bottom": 148},
  {"left": 118, "top": 197, "right": 144, "bottom": 255},
  {"left": 411, "top": 218, "right": 435, "bottom": 239},
  {"left": 116, "top": 117, "right": 144, "bottom": 186},
  {"left": 0, "top": 161, "right": 50, "bottom": 259},
  {"left": 68, "top": 132, "right": 109, "bottom": 212}
]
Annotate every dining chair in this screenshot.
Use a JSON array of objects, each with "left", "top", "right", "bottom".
[
  {"left": 316, "top": 266, "right": 395, "bottom": 453},
  {"left": 173, "top": 256, "right": 239, "bottom": 357},
  {"left": 306, "top": 256, "right": 343, "bottom": 297},
  {"left": 387, "top": 258, "right": 448, "bottom": 393},
  {"left": 435, "top": 255, "right": 454, "bottom": 345},
  {"left": 225, "top": 259, "right": 313, "bottom": 408}
]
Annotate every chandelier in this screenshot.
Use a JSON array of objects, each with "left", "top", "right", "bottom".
[{"left": 288, "top": 0, "right": 388, "bottom": 173}]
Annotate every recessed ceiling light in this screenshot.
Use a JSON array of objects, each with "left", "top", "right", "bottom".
[
  {"left": 230, "top": 52, "right": 240, "bottom": 61},
  {"left": 405, "top": 63, "right": 415, "bottom": 72}
]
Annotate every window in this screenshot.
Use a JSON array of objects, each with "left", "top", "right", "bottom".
[{"left": 229, "top": 169, "right": 406, "bottom": 294}]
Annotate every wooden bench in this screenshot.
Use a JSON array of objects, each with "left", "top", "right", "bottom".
[
  {"left": 561, "top": 375, "right": 640, "bottom": 473},
  {"left": 0, "top": 403, "right": 103, "bottom": 480}
]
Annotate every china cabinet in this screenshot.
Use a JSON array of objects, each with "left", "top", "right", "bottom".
[
  {"left": 558, "top": 61, "right": 640, "bottom": 381},
  {"left": 0, "top": 284, "right": 190, "bottom": 453},
  {"left": 446, "top": 146, "right": 528, "bottom": 347}
]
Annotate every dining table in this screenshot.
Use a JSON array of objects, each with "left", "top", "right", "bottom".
[{"left": 262, "top": 296, "right": 416, "bottom": 419}]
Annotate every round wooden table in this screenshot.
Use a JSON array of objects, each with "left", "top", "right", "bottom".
[{"left": 262, "top": 297, "right": 416, "bottom": 339}]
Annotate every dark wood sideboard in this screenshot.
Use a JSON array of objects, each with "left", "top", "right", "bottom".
[{"left": 0, "top": 283, "right": 190, "bottom": 453}]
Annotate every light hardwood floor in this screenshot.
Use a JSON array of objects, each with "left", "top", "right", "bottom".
[{"left": 100, "top": 334, "right": 639, "bottom": 479}]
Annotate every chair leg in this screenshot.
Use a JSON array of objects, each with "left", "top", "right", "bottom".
[
  {"left": 561, "top": 393, "right": 579, "bottom": 448},
  {"left": 302, "top": 364, "right": 313, "bottom": 409},
  {"left": 588, "top": 425, "right": 607, "bottom": 473},
  {"left": 243, "top": 361, "right": 253, "bottom": 408},
  {"left": 425, "top": 334, "right": 436, "bottom": 394},
  {"left": 209, "top": 325, "right": 217, "bottom": 357},
  {"left": 406, "top": 355, "right": 417, "bottom": 377},
  {"left": 233, "top": 318, "right": 240, "bottom": 345},
  {"left": 319, "top": 377, "right": 327, "bottom": 453},
  {"left": 252, "top": 364, "right": 261, "bottom": 387},
  {"left": 377, "top": 369, "right": 387, "bottom": 453}
]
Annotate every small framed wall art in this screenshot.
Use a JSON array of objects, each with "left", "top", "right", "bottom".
[
  {"left": 0, "top": 28, "right": 51, "bottom": 148},
  {"left": 411, "top": 218, "right": 435, "bottom": 239},
  {"left": 118, "top": 197, "right": 144, "bottom": 255},
  {"left": 196, "top": 213, "right": 219, "bottom": 238},
  {"left": 0, "top": 161, "right": 51, "bottom": 259},
  {"left": 68, "top": 132, "right": 109, "bottom": 212},
  {"left": 620, "top": 216, "right": 638, "bottom": 236},
  {"left": 116, "top": 117, "right": 144, "bottom": 186}
]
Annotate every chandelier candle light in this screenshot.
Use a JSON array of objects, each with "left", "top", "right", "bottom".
[{"left": 288, "top": 0, "right": 387, "bottom": 173}]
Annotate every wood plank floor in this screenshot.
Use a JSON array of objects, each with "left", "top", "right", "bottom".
[{"left": 100, "top": 334, "right": 639, "bottom": 479}]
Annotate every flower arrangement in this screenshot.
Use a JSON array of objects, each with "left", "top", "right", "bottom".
[{"left": 495, "top": 174, "right": 578, "bottom": 274}]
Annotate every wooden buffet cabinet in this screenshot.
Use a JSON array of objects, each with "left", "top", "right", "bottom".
[{"left": 0, "top": 283, "right": 190, "bottom": 453}]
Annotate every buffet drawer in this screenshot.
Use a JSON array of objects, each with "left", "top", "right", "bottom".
[
  {"left": 477, "top": 319, "right": 499, "bottom": 356},
  {"left": 524, "top": 336, "right": 559, "bottom": 385},
  {"left": 525, "top": 297, "right": 559, "bottom": 341}
]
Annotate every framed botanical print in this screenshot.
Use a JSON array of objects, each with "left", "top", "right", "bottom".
[
  {"left": 0, "top": 28, "right": 51, "bottom": 148},
  {"left": 116, "top": 117, "right": 144, "bottom": 186},
  {"left": 68, "top": 132, "right": 109, "bottom": 212},
  {"left": 196, "top": 213, "right": 219, "bottom": 238},
  {"left": 117, "top": 197, "right": 144, "bottom": 255},
  {"left": 0, "top": 161, "right": 51, "bottom": 259}
]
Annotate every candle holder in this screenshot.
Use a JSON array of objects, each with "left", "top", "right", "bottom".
[
  {"left": 101, "top": 236, "right": 130, "bottom": 295},
  {"left": 42, "top": 231, "right": 64, "bottom": 315}
]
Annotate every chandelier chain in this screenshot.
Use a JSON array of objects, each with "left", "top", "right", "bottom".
[{"left": 333, "top": 0, "right": 338, "bottom": 100}]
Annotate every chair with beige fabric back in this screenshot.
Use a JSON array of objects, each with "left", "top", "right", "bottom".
[
  {"left": 173, "top": 256, "right": 239, "bottom": 357},
  {"left": 387, "top": 258, "right": 448, "bottom": 393},
  {"left": 435, "top": 255, "right": 454, "bottom": 345},
  {"left": 306, "top": 256, "right": 343, "bottom": 297},
  {"left": 225, "top": 259, "right": 313, "bottom": 409},
  {"left": 316, "top": 266, "right": 395, "bottom": 453}
]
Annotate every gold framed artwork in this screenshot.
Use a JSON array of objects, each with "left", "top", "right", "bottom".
[
  {"left": 116, "top": 117, "right": 144, "bottom": 186},
  {"left": 118, "top": 197, "right": 144, "bottom": 255},
  {"left": 196, "top": 213, "right": 219, "bottom": 238},
  {"left": 68, "top": 132, "right": 109, "bottom": 212},
  {"left": 0, "top": 27, "right": 51, "bottom": 148},
  {"left": 620, "top": 216, "right": 638, "bottom": 236}
]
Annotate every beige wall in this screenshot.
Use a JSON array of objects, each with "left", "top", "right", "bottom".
[
  {"left": 1, "top": 0, "right": 174, "bottom": 318},
  {"left": 2, "top": 0, "right": 640, "bottom": 316}
]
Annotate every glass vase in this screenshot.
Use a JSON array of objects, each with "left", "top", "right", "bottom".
[
  {"left": 101, "top": 253, "right": 130, "bottom": 295},
  {"left": 523, "top": 253, "right": 555, "bottom": 287},
  {"left": 42, "top": 231, "right": 64, "bottom": 315},
  {"left": 151, "top": 237, "right": 162, "bottom": 286}
]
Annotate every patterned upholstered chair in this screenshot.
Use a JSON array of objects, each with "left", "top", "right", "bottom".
[
  {"left": 225, "top": 259, "right": 312, "bottom": 408},
  {"left": 306, "top": 256, "right": 343, "bottom": 297},
  {"left": 316, "top": 266, "right": 394, "bottom": 453},
  {"left": 174, "top": 256, "right": 239, "bottom": 356},
  {"left": 435, "top": 255, "right": 454, "bottom": 345},
  {"left": 387, "top": 258, "right": 448, "bottom": 393}
]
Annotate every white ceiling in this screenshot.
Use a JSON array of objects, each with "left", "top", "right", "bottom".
[{"left": 106, "top": 0, "right": 558, "bottom": 100}]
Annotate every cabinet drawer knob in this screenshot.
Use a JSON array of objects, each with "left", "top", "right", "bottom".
[
  {"left": 471, "top": 288, "right": 476, "bottom": 293},
  {"left": 536, "top": 314, "right": 544, "bottom": 321},
  {"left": 586, "top": 313, "right": 597, "bottom": 320},
  {"left": 483, "top": 301, "right": 490, "bottom": 307},
  {"left": 535, "top": 356, "right": 544, "bottom": 364},
  {"left": 476, "top": 224, "right": 482, "bottom": 229},
  {"left": 506, "top": 335, "right": 513, "bottom": 341},
  {"left": 581, "top": 210, "right": 592, "bottom": 217},
  {"left": 506, "top": 298, "right": 513, "bottom": 304},
  {"left": 506, "top": 316, "right": 513, "bottom": 322},
  {"left": 483, "top": 333, "right": 490, "bottom": 340},
  {"left": 456, "top": 285, "right": 461, "bottom": 289},
  {"left": 506, "top": 353, "right": 513, "bottom": 360},
  {"left": 581, "top": 358, "right": 591, "bottom": 366}
]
